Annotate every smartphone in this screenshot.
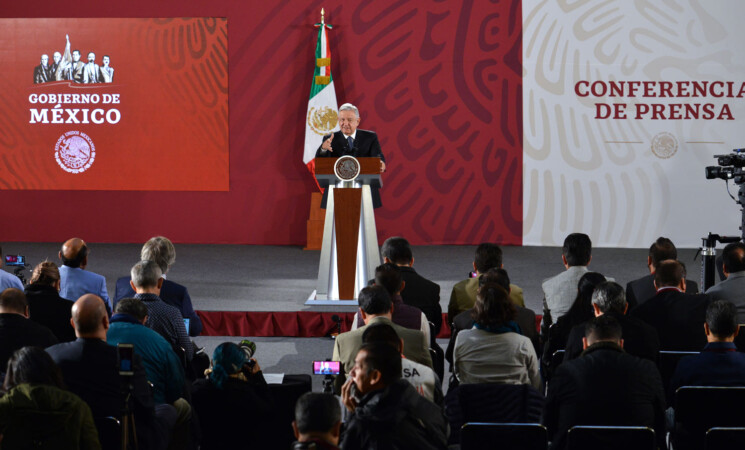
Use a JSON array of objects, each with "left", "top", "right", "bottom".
[
  {"left": 313, "top": 360, "right": 341, "bottom": 375},
  {"left": 183, "top": 318, "right": 190, "bottom": 332},
  {"left": 117, "top": 343, "right": 135, "bottom": 376},
  {"left": 4, "top": 255, "right": 25, "bottom": 267}
]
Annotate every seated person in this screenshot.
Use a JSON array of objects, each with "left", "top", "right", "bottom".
[
  {"left": 453, "top": 282, "right": 541, "bottom": 390},
  {"left": 292, "top": 393, "right": 341, "bottom": 450},
  {"left": 351, "top": 263, "right": 430, "bottom": 345},
  {"left": 0, "top": 346, "right": 99, "bottom": 448},
  {"left": 191, "top": 342, "right": 275, "bottom": 450},
  {"left": 542, "top": 272, "right": 606, "bottom": 375},
  {"left": 542, "top": 233, "right": 593, "bottom": 324},
  {"left": 24, "top": 261, "right": 76, "bottom": 342}
]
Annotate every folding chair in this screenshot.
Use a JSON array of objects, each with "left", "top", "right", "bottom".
[
  {"left": 706, "top": 427, "right": 745, "bottom": 450},
  {"left": 461, "top": 422, "right": 547, "bottom": 450},
  {"left": 673, "top": 386, "right": 745, "bottom": 450},
  {"left": 657, "top": 350, "right": 697, "bottom": 403},
  {"left": 566, "top": 425, "right": 655, "bottom": 450}
]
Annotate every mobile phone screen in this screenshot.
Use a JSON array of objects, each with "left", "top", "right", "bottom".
[
  {"left": 117, "top": 343, "right": 134, "bottom": 376},
  {"left": 313, "top": 360, "right": 340, "bottom": 375}
]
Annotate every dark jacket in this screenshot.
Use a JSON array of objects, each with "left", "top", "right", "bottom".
[
  {"left": 25, "top": 283, "right": 76, "bottom": 343},
  {"left": 191, "top": 375, "right": 275, "bottom": 450},
  {"left": 355, "top": 294, "right": 424, "bottom": 331},
  {"left": 46, "top": 338, "right": 161, "bottom": 450},
  {"left": 398, "top": 266, "right": 442, "bottom": 335},
  {"left": 626, "top": 274, "right": 700, "bottom": 310},
  {"left": 0, "top": 313, "right": 57, "bottom": 372},
  {"left": 315, "top": 129, "right": 385, "bottom": 208},
  {"left": 541, "top": 310, "right": 593, "bottom": 375},
  {"left": 563, "top": 313, "right": 660, "bottom": 362},
  {"left": 544, "top": 342, "right": 666, "bottom": 450},
  {"left": 340, "top": 379, "right": 448, "bottom": 450},
  {"left": 114, "top": 276, "right": 203, "bottom": 336},
  {"left": 630, "top": 288, "right": 710, "bottom": 351},
  {"left": 669, "top": 341, "right": 745, "bottom": 399},
  {"left": 292, "top": 439, "right": 340, "bottom": 450}
]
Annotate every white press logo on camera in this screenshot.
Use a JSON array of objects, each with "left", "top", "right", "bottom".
[{"left": 55, "top": 131, "right": 95, "bottom": 173}]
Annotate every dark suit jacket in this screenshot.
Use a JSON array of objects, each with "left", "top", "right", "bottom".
[
  {"left": 25, "top": 284, "right": 76, "bottom": 343},
  {"left": 631, "top": 288, "right": 710, "bottom": 351},
  {"left": 315, "top": 129, "right": 385, "bottom": 208},
  {"left": 445, "top": 305, "right": 538, "bottom": 365},
  {"left": 626, "top": 274, "right": 699, "bottom": 310},
  {"left": 398, "top": 266, "right": 442, "bottom": 335},
  {"left": 669, "top": 342, "right": 745, "bottom": 400},
  {"left": 0, "top": 313, "right": 58, "bottom": 372},
  {"left": 563, "top": 312, "right": 660, "bottom": 362},
  {"left": 114, "top": 275, "right": 203, "bottom": 336},
  {"left": 46, "top": 338, "right": 161, "bottom": 450},
  {"left": 544, "top": 342, "right": 666, "bottom": 450}
]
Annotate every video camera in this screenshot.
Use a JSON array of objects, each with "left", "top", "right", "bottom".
[
  {"left": 4, "top": 254, "right": 29, "bottom": 285},
  {"left": 705, "top": 148, "right": 745, "bottom": 182}
]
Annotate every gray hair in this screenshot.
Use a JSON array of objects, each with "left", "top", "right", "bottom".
[
  {"left": 339, "top": 103, "right": 359, "bottom": 118},
  {"left": 141, "top": 236, "right": 175, "bottom": 274},
  {"left": 591, "top": 281, "right": 627, "bottom": 314},
  {"left": 131, "top": 260, "right": 162, "bottom": 289}
]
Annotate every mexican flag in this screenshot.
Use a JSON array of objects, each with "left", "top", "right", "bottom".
[{"left": 303, "top": 18, "right": 339, "bottom": 176}]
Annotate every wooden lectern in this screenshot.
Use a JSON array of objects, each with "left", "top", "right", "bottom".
[{"left": 307, "top": 157, "right": 382, "bottom": 304}]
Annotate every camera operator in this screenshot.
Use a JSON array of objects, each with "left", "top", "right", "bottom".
[
  {"left": 191, "top": 342, "right": 276, "bottom": 450},
  {"left": 0, "top": 244, "right": 24, "bottom": 292}
]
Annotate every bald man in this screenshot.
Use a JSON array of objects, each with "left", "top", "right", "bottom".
[
  {"left": 58, "top": 238, "right": 111, "bottom": 311},
  {"left": 47, "top": 294, "right": 174, "bottom": 449}
]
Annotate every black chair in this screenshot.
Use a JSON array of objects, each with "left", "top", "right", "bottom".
[
  {"left": 93, "top": 416, "right": 122, "bottom": 450},
  {"left": 566, "top": 425, "right": 655, "bottom": 450},
  {"left": 706, "top": 427, "right": 745, "bottom": 450},
  {"left": 429, "top": 321, "right": 445, "bottom": 381},
  {"left": 673, "top": 386, "right": 745, "bottom": 450},
  {"left": 461, "top": 422, "right": 547, "bottom": 450},
  {"left": 657, "top": 350, "right": 697, "bottom": 403}
]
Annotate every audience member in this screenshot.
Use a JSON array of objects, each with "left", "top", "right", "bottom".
[
  {"left": 669, "top": 300, "right": 745, "bottom": 397},
  {"left": 0, "top": 288, "right": 57, "bottom": 372},
  {"left": 631, "top": 260, "right": 710, "bottom": 351},
  {"left": 381, "top": 237, "right": 442, "bottom": 335},
  {"left": 47, "top": 294, "right": 173, "bottom": 450},
  {"left": 563, "top": 281, "right": 660, "bottom": 362},
  {"left": 362, "top": 322, "right": 443, "bottom": 406},
  {"left": 0, "top": 346, "right": 100, "bottom": 449},
  {"left": 114, "top": 236, "right": 203, "bottom": 336},
  {"left": 292, "top": 392, "right": 341, "bottom": 450},
  {"left": 448, "top": 243, "right": 525, "bottom": 324},
  {"left": 191, "top": 342, "right": 274, "bottom": 449},
  {"left": 332, "top": 285, "right": 432, "bottom": 392},
  {"left": 447, "top": 268, "right": 537, "bottom": 365},
  {"left": 705, "top": 242, "right": 745, "bottom": 322},
  {"left": 25, "top": 261, "right": 76, "bottom": 342},
  {"left": 453, "top": 282, "right": 540, "bottom": 389},
  {"left": 353, "top": 263, "right": 429, "bottom": 344},
  {"left": 542, "top": 272, "right": 606, "bottom": 372},
  {"left": 626, "top": 237, "right": 700, "bottom": 309},
  {"left": 129, "top": 260, "right": 193, "bottom": 361},
  {"left": 544, "top": 315, "right": 666, "bottom": 450},
  {"left": 340, "top": 342, "right": 448, "bottom": 449},
  {"left": 0, "top": 244, "right": 24, "bottom": 291},
  {"left": 58, "top": 238, "right": 111, "bottom": 311},
  {"left": 107, "top": 298, "right": 190, "bottom": 425},
  {"left": 542, "top": 233, "right": 594, "bottom": 323}
]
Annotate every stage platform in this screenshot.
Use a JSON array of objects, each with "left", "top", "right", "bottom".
[{"left": 3, "top": 242, "right": 702, "bottom": 338}]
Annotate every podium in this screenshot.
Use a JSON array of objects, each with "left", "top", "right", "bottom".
[{"left": 306, "top": 156, "right": 382, "bottom": 305}]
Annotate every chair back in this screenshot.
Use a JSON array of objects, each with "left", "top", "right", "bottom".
[
  {"left": 94, "top": 416, "right": 122, "bottom": 450},
  {"left": 657, "top": 350, "right": 697, "bottom": 402},
  {"left": 461, "top": 422, "right": 547, "bottom": 450},
  {"left": 706, "top": 427, "right": 745, "bottom": 450},
  {"left": 566, "top": 425, "right": 655, "bottom": 450},
  {"left": 674, "top": 386, "right": 745, "bottom": 450}
]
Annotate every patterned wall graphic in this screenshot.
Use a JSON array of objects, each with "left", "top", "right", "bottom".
[
  {"left": 523, "top": 0, "right": 745, "bottom": 247},
  {"left": 0, "top": 0, "right": 522, "bottom": 245}
]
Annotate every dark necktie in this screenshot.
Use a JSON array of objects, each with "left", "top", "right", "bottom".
[{"left": 347, "top": 136, "right": 354, "bottom": 152}]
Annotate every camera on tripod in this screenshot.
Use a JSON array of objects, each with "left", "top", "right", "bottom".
[
  {"left": 4, "top": 254, "right": 29, "bottom": 285},
  {"left": 705, "top": 148, "right": 745, "bottom": 182}
]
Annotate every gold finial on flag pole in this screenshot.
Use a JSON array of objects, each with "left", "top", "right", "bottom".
[{"left": 321, "top": 8, "right": 325, "bottom": 25}]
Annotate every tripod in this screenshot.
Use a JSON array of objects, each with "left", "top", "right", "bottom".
[{"left": 120, "top": 378, "right": 137, "bottom": 450}]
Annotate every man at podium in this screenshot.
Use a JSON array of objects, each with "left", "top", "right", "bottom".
[{"left": 316, "top": 103, "right": 385, "bottom": 208}]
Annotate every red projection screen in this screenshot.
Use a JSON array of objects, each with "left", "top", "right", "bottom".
[{"left": 0, "top": 18, "right": 228, "bottom": 191}]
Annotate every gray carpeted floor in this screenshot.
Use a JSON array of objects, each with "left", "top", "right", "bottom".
[{"left": 2, "top": 242, "right": 702, "bottom": 390}]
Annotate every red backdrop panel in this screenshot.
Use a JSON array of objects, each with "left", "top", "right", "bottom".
[
  {"left": 0, "top": 18, "right": 228, "bottom": 190},
  {"left": 0, "top": 0, "right": 522, "bottom": 245}
]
